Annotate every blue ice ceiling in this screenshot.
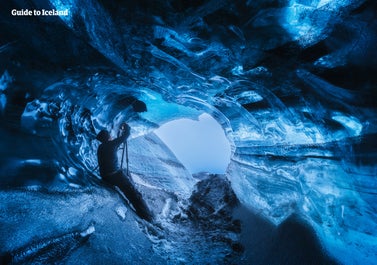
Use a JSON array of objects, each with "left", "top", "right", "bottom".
[{"left": 0, "top": 0, "right": 376, "bottom": 264}]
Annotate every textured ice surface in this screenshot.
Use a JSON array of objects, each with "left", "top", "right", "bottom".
[
  {"left": 0, "top": 188, "right": 163, "bottom": 264},
  {"left": 128, "top": 132, "right": 196, "bottom": 197}
]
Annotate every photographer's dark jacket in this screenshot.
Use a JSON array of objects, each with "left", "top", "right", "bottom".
[{"left": 97, "top": 132, "right": 128, "bottom": 178}]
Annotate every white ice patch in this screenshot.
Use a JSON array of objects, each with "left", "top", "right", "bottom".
[
  {"left": 131, "top": 173, "right": 161, "bottom": 190},
  {"left": 80, "top": 225, "right": 95, "bottom": 237},
  {"left": 235, "top": 90, "right": 264, "bottom": 104},
  {"left": 68, "top": 183, "right": 81, "bottom": 189},
  {"left": 115, "top": 205, "right": 128, "bottom": 221},
  {"left": 332, "top": 114, "right": 362, "bottom": 136},
  {"left": 317, "top": 0, "right": 332, "bottom": 8},
  {"left": 23, "top": 159, "right": 42, "bottom": 166},
  {"left": 161, "top": 198, "right": 172, "bottom": 218},
  {"left": 68, "top": 167, "right": 79, "bottom": 177},
  {"left": 231, "top": 65, "right": 244, "bottom": 75}
]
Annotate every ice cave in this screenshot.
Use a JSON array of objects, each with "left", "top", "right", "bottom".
[{"left": 0, "top": 0, "right": 376, "bottom": 264}]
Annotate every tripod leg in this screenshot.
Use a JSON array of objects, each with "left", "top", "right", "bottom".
[
  {"left": 125, "top": 141, "right": 129, "bottom": 175},
  {"left": 120, "top": 142, "right": 125, "bottom": 170}
]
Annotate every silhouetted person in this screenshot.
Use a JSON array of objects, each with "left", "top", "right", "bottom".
[{"left": 96, "top": 124, "right": 153, "bottom": 222}]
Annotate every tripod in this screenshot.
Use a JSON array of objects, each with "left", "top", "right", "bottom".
[
  {"left": 119, "top": 122, "right": 130, "bottom": 176},
  {"left": 120, "top": 140, "right": 129, "bottom": 176}
]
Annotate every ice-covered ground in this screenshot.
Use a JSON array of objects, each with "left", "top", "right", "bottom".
[
  {"left": 0, "top": 187, "right": 162, "bottom": 264},
  {"left": 0, "top": 174, "right": 244, "bottom": 264}
]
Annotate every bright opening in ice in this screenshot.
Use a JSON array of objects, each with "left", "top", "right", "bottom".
[{"left": 155, "top": 113, "right": 231, "bottom": 174}]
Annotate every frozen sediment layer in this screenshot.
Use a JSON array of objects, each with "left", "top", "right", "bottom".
[{"left": 228, "top": 141, "right": 377, "bottom": 264}]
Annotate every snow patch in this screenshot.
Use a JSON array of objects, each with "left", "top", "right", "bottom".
[{"left": 115, "top": 205, "right": 128, "bottom": 221}]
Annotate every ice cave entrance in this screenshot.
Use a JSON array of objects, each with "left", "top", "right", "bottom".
[{"left": 155, "top": 113, "right": 231, "bottom": 174}]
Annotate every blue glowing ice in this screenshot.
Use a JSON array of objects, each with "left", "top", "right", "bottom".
[{"left": 1, "top": 0, "right": 376, "bottom": 264}]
